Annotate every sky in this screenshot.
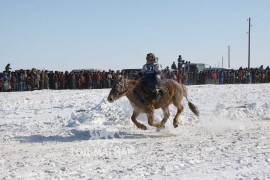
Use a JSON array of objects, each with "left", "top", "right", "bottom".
[{"left": 1, "top": 0, "right": 270, "bottom": 72}]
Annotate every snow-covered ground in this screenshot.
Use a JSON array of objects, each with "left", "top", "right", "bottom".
[{"left": 1, "top": 83, "right": 270, "bottom": 179}]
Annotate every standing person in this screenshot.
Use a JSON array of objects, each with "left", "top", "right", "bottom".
[
  {"left": 96, "top": 71, "right": 102, "bottom": 89},
  {"left": 5, "top": 64, "right": 11, "bottom": 72},
  {"left": 67, "top": 72, "right": 73, "bottom": 89},
  {"left": 92, "top": 72, "right": 97, "bottom": 89},
  {"left": 30, "top": 69, "right": 35, "bottom": 90},
  {"left": 116, "top": 70, "right": 122, "bottom": 80},
  {"left": 39, "top": 70, "right": 45, "bottom": 90},
  {"left": 139, "top": 53, "right": 162, "bottom": 100},
  {"left": 53, "top": 71, "right": 59, "bottom": 90},
  {"left": 24, "top": 70, "right": 30, "bottom": 90},
  {"left": 35, "top": 70, "right": 41, "bottom": 90},
  {"left": 213, "top": 71, "right": 218, "bottom": 84},
  {"left": 84, "top": 71, "right": 90, "bottom": 89},
  {"left": 44, "top": 71, "right": 49, "bottom": 89},
  {"left": 100, "top": 70, "right": 105, "bottom": 88},
  {"left": 0, "top": 73, "right": 3, "bottom": 92},
  {"left": 246, "top": 70, "right": 252, "bottom": 84},
  {"left": 90, "top": 72, "right": 95, "bottom": 89},
  {"left": 163, "top": 66, "right": 170, "bottom": 79},
  {"left": 11, "top": 72, "right": 18, "bottom": 91},
  {"left": 171, "top": 61, "right": 177, "bottom": 70},
  {"left": 219, "top": 71, "right": 224, "bottom": 84},
  {"left": 171, "top": 72, "right": 178, "bottom": 81},
  {"left": 18, "top": 71, "right": 25, "bottom": 91},
  {"left": 80, "top": 72, "right": 85, "bottom": 89},
  {"left": 178, "top": 68, "right": 183, "bottom": 84},
  {"left": 107, "top": 70, "right": 112, "bottom": 88},
  {"left": 64, "top": 71, "right": 69, "bottom": 89},
  {"left": 3, "top": 72, "right": 9, "bottom": 92},
  {"left": 184, "top": 71, "right": 189, "bottom": 85},
  {"left": 60, "top": 72, "right": 66, "bottom": 89},
  {"left": 71, "top": 72, "right": 77, "bottom": 89}
]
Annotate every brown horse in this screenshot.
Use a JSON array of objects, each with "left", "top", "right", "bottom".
[{"left": 107, "top": 78, "right": 199, "bottom": 130}]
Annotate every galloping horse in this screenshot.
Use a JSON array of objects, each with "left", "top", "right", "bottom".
[{"left": 107, "top": 78, "right": 199, "bottom": 130}]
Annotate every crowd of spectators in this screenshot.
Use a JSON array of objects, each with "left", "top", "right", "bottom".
[
  {"left": 0, "top": 64, "right": 269, "bottom": 92},
  {"left": 181, "top": 67, "right": 270, "bottom": 85},
  {"left": 0, "top": 66, "right": 124, "bottom": 92}
]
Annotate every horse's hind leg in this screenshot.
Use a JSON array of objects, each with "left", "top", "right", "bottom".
[
  {"left": 173, "top": 104, "right": 184, "bottom": 128},
  {"left": 131, "top": 110, "right": 147, "bottom": 130}
]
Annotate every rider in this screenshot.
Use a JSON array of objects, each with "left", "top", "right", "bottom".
[{"left": 139, "top": 53, "right": 162, "bottom": 100}]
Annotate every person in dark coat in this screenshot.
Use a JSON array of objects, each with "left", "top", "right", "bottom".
[{"left": 5, "top": 64, "right": 11, "bottom": 72}]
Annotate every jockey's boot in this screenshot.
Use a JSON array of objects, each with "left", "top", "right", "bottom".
[
  {"left": 157, "top": 88, "right": 163, "bottom": 96},
  {"left": 151, "top": 88, "right": 160, "bottom": 100}
]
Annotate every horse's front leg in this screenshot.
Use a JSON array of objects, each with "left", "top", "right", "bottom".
[
  {"left": 147, "top": 107, "right": 164, "bottom": 128},
  {"left": 160, "top": 107, "right": 170, "bottom": 127},
  {"left": 131, "top": 110, "right": 147, "bottom": 130}
]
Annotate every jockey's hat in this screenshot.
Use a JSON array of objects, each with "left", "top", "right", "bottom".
[{"left": 146, "top": 53, "right": 156, "bottom": 62}]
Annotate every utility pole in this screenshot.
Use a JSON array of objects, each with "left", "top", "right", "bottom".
[
  {"left": 222, "top": 56, "right": 224, "bottom": 68},
  {"left": 228, "top": 46, "right": 230, "bottom": 68},
  {"left": 248, "top": 17, "right": 251, "bottom": 69}
]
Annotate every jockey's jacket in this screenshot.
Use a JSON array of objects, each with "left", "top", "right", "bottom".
[{"left": 141, "top": 61, "right": 162, "bottom": 79}]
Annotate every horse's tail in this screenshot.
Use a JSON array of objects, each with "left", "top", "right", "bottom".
[{"left": 181, "top": 84, "right": 200, "bottom": 117}]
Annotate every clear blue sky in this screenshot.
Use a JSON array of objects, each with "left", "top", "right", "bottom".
[{"left": 1, "top": 0, "right": 270, "bottom": 71}]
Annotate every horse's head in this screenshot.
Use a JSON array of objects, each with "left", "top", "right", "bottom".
[{"left": 107, "top": 78, "right": 128, "bottom": 103}]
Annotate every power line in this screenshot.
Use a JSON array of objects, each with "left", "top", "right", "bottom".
[
  {"left": 252, "top": 3, "right": 270, "bottom": 32},
  {"left": 253, "top": 3, "right": 270, "bottom": 20},
  {"left": 254, "top": 18, "right": 270, "bottom": 32}
]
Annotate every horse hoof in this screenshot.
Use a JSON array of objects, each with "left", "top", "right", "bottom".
[
  {"left": 141, "top": 125, "right": 147, "bottom": 130},
  {"left": 174, "top": 124, "right": 178, "bottom": 128}
]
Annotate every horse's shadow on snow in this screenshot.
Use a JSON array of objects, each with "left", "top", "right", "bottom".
[
  {"left": 15, "top": 129, "right": 91, "bottom": 143},
  {"left": 15, "top": 129, "right": 168, "bottom": 143}
]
